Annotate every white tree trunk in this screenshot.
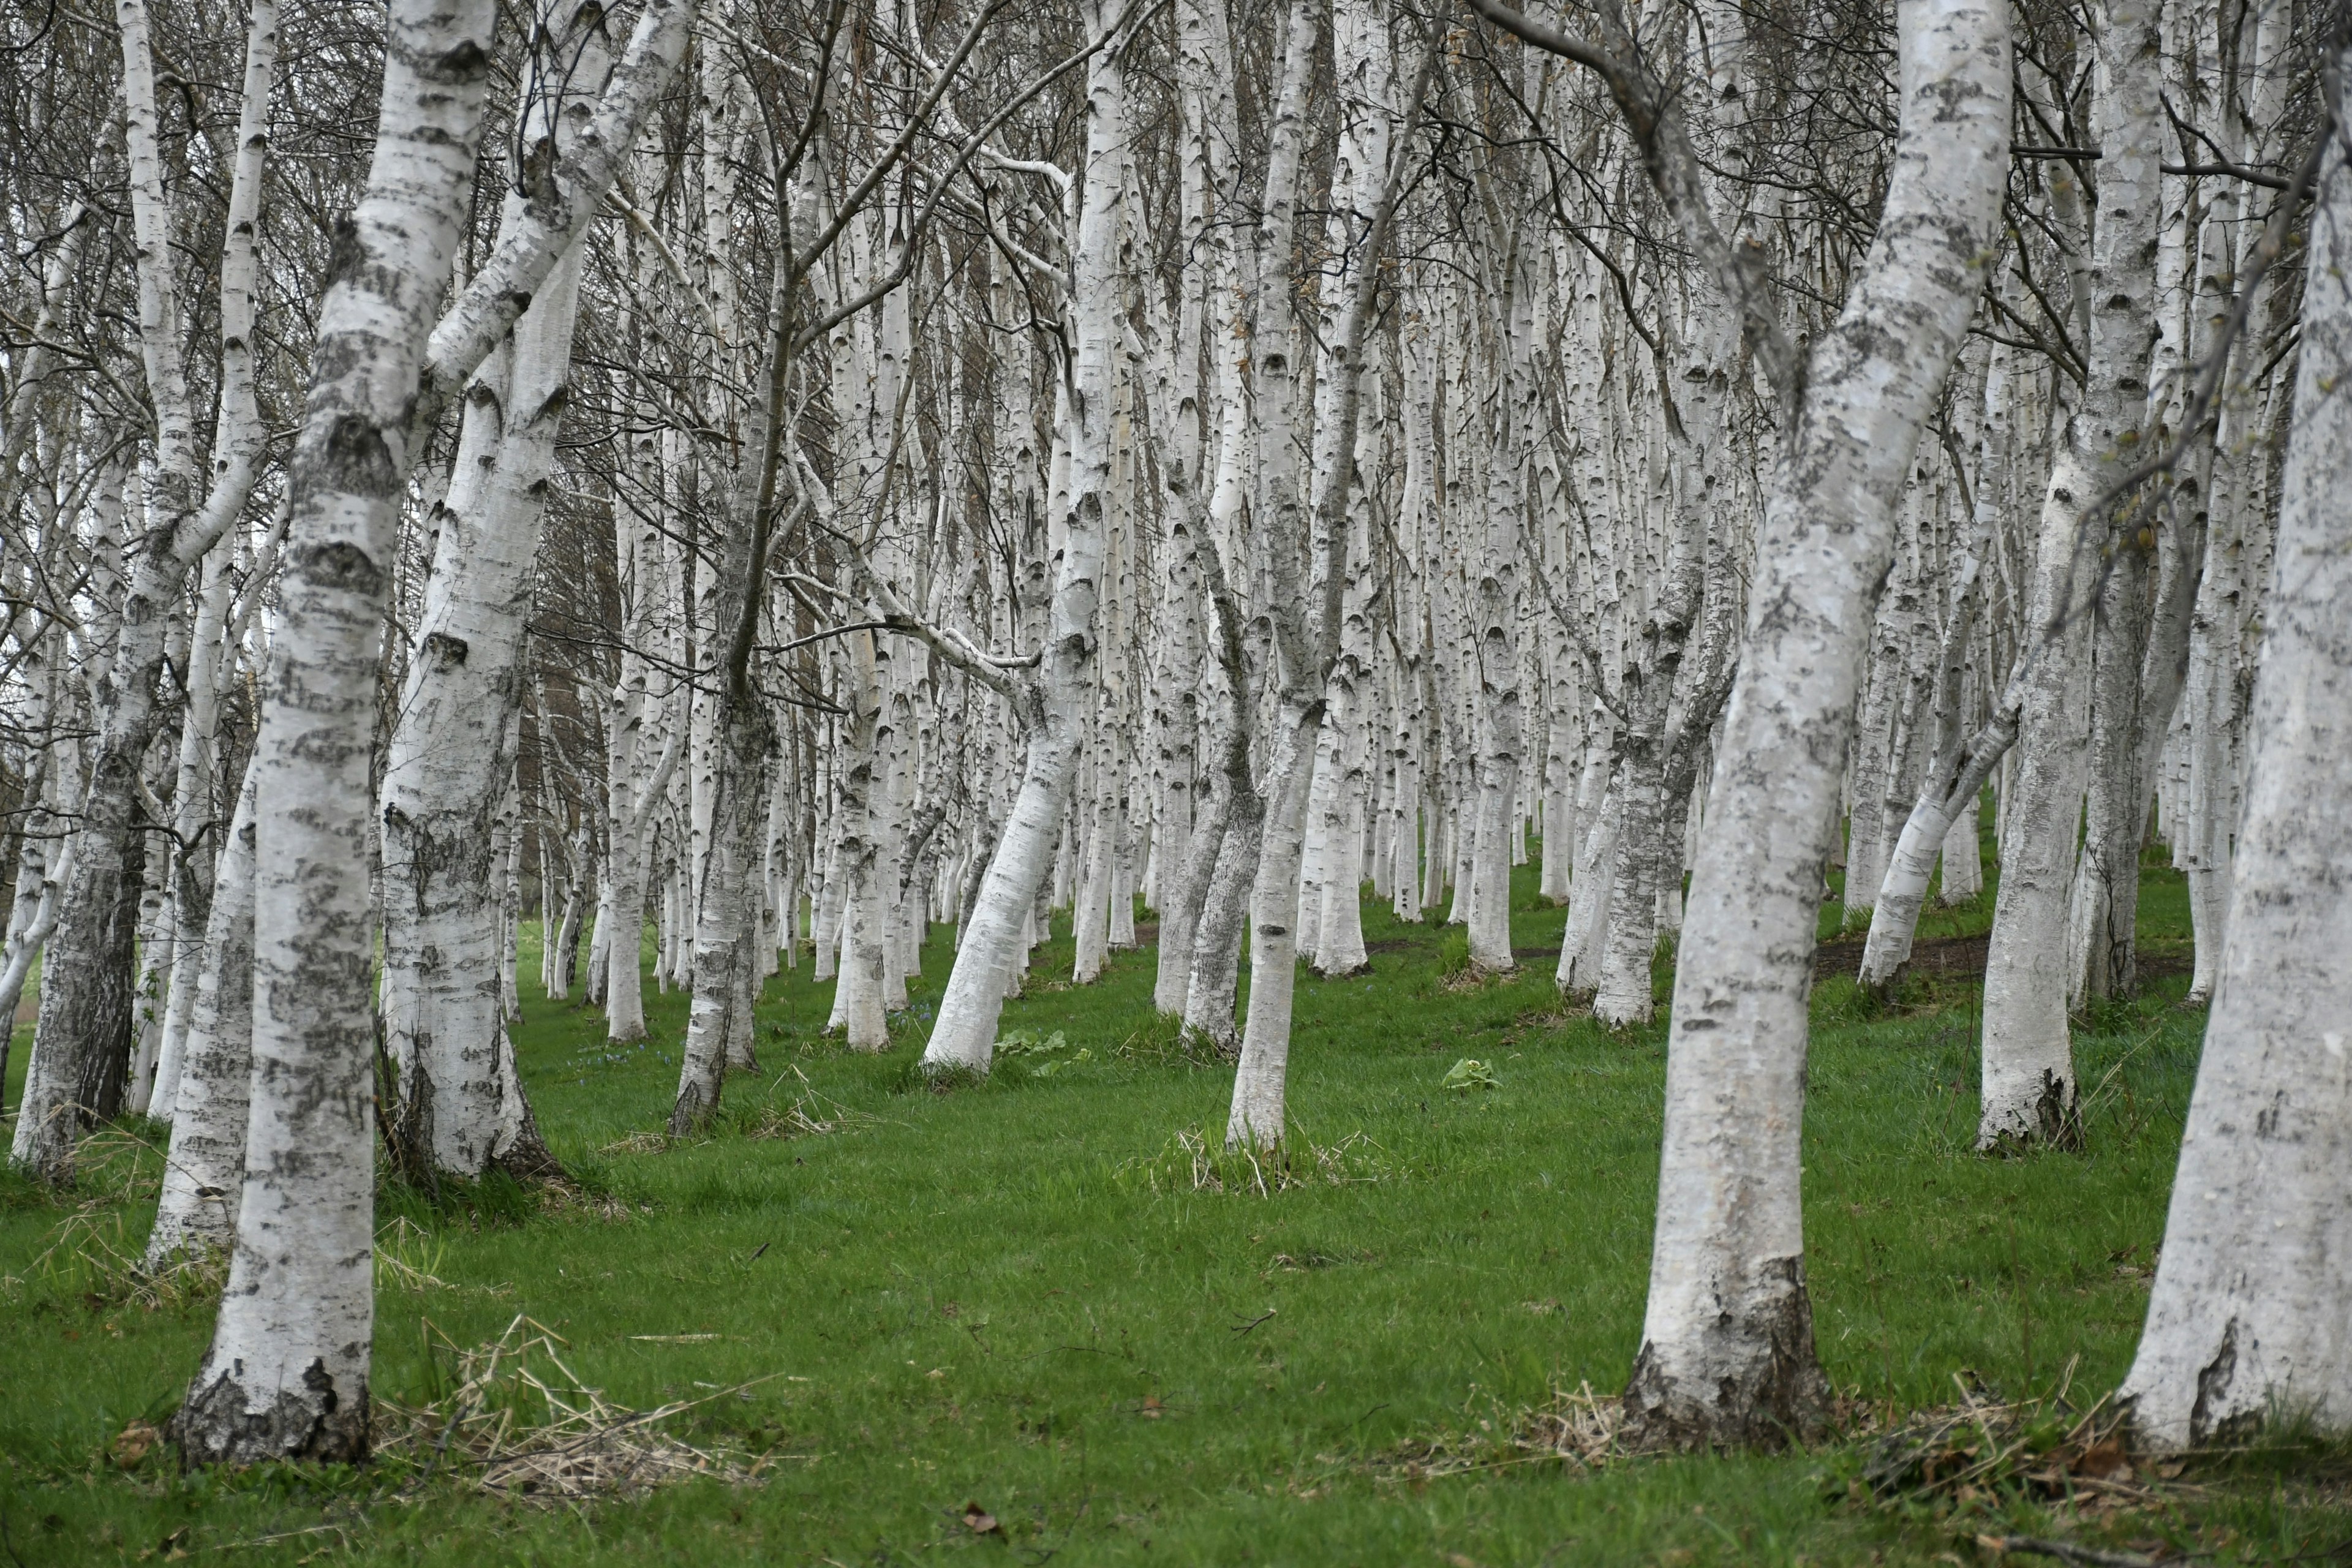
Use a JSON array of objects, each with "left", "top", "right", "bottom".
[
  {"left": 175, "top": 0, "right": 502, "bottom": 1466},
  {"left": 378, "top": 29, "right": 604, "bottom": 1177},
  {"left": 1623, "top": 0, "right": 2008, "bottom": 1448},
  {"left": 2119, "top": 104, "right": 2352, "bottom": 1443},
  {"left": 145, "top": 774, "right": 257, "bottom": 1269},
  {"left": 1980, "top": 0, "right": 2163, "bottom": 1142},
  {"left": 917, "top": 6, "right": 1127, "bottom": 1075}
]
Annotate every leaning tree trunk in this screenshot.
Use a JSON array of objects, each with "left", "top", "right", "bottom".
[
  {"left": 916, "top": 9, "right": 1126, "bottom": 1076},
  {"left": 377, "top": 26, "right": 605, "bottom": 1180},
  {"left": 1620, "top": 0, "right": 2008, "bottom": 1450},
  {"left": 2117, "top": 92, "right": 2352, "bottom": 1444},
  {"left": 13, "top": 0, "right": 270, "bottom": 1181}
]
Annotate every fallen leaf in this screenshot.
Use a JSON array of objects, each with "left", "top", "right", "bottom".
[
  {"left": 111, "top": 1420, "right": 160, "bottom": 1469},
  {"left": 2073, "top": 1439, "right": 2128, "bottom": 1478}
]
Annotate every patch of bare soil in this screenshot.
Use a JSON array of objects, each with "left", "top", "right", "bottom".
[{"left": 1812, "top": 932, "right": 2196, "bottom": 987}]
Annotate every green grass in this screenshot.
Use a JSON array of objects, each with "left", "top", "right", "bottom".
[{"left": 0, "top": 840, "right": 2342, "bottom": 1566}]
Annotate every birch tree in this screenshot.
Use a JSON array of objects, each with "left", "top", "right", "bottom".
[{"left": 2119, "top": 75, "right": 2351, "bottom": 1445}]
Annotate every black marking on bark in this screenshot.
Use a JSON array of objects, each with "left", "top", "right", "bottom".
[
  {"left": 425, "top": 38, "right": 490, "bottom": 82},
  {"left": 2255, "top": 1091, "right": 2286, "bottom": 1138},
  {"left": 2189, "top": 1317, "right": 2239, "bottom": 1446},
  {"left": 320, "top": 413, "right": 397, "bottom": 497},
  {"left": 169, "top": 1361, "right": 370, "bottom": 1467},
  {"left": 295, "top": 539, "right": 386, "bottom": 598},
  {"left": 322, "top": 216, "right": 364, "bottom": 288},
  {"left": 519, "top": 135, "right": 559, "bottom": 203},
  {"left": 2030, "top": 1070, "right": 2084, "bottom": 1150},
  {"left": 389, "top": 1054, "right": 440, "bottom": 1194}
]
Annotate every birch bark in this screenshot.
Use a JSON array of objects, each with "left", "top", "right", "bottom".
[
  {"left": 1621, "top": 0, "right": 2009, "bottom": 1448},
  {"left": 1980, "top": 0, "right": 2163, "bottom": 1144},
  {"left": 145, "top": 774, "right": 257, "bottom": 1268},
  {"left": 175, "top": 0, "right": 501, "bottom": 1466},
  {"left": 2119, "top": 90, "right": 2352, "bottom": 1442},
  {"left": 377, "top": 7, "right": 611, "bottom": 1181},
  {"left": 916, "top": 3, "right": 1127, "bottom": 1074}
]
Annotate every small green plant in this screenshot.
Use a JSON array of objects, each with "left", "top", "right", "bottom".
[
  {"left": 1441, "top": 1058, "right": 1499, "bottom": 1092},
  {"left": 990, "top": 1027, "right": 1096, "bottom": 1079},
  {"left": 1029, "top": 1046, "right": 1093, "bottom": 1079},
  {"left": 993, "top": 1027, "right": 1070, "bottom": 1057}
]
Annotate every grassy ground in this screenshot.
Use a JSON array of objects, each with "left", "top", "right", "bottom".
[{"left": 0, "top": 842, "right": 2343, "bottom": 1566}]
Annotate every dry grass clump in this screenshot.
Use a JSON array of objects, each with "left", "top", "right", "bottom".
[
  {"left": 21, "top": 1204, "right": 226, "bottom": 1311},
  {"left": 1863, "top": 1385, "right": 2168, "bottom": 1512},
  {"left": 1365, "top": 1382, "right": 1624, "bottom": 1484},
  {"left": 601, "top": 1069, "right": 873, "bottom": 1154},
  {"left": 375, "top": 1315, "right": 761, "bottom": 1502},
  {"left": 1118, "top": 1124, "right": 1398, "bottom": 1196}
]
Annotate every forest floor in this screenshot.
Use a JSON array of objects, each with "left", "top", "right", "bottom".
[{"left": 1, "top": 846, "right": 2348, "bottom": 1566}]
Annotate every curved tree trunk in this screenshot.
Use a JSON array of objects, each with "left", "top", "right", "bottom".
[
  {"left": 378, "top": 41, "right": 605, "bottom": 1178},
  {"left": 2119, "top": 91, "right": 2352, "bottom": 1442},
  {"left": 1620, "top": 0, "right": 2008, "bottom": 1450}
]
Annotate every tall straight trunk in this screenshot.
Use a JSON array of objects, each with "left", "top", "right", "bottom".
[
  {"left": 1593, "top": 744, "right": 1667, "bottom": 1022},
  {"left": 174, "top": 0, "right": 501, "bottom": 1467},
  {"left": 1980, "top": 0, "right": 2162, "bottom": 1142},
  {"left": 671, "top": 224, "right": 803, "bottom": 1129},
  {"left": 145, "top": 775, "right": 257, "bottom": 1268},
  {"left": 1620, "top": 0, "right": 2008, "bottom": 1449},
  {"left": 1071, "top": 744, "right": 1116, "bottom": 982},
  {"left": 1559, "top": 783, "right": 1620, "bottom": 993},
  {"left": 1226, "top": 715, "right": 1317, "bottom": 1141},
  {"left": 147, "top": 543, "right": 238, "bottom": 1120},
  {"left": 1314, "top": 703, "right": 1370, "bottom": 974},
  {"left": 829, "top": 637, "right": 890, "bottom": 1049},
  {"left": 1226, "top": 2, "right": 1430, "bottom": 1145},
  {"left": 2061, "top": 0, "right": 2171, "bottom": 1003},
  {"left": 1466, "top": 256, "right": 1536, "bottom": 973},
  {"left": 606, "top": 719, "right": 681, "bottom": 1041}
]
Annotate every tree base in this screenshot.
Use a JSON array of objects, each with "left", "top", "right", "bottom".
[
  {"left": 1619, "top": 1262, "right": 1832, "bottom": 1451},
  {"left": 1977, "top": 1070, "right": 2082, "bottom": 1154},
  {"left": 170, "top": 1361, "right": 368, "bottom": 1468}
]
